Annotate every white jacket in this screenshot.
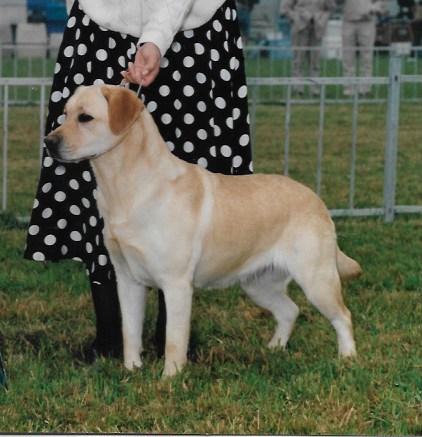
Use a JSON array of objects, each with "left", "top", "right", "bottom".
[{"left": 66, "top": 0, "right": 226, "bottom": 56}]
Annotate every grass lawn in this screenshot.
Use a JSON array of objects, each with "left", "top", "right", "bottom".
[
  {"left": 0, "top": 215, "right": 420, "bottom": 434},
  {"left": 0, "top": 96, "right": 421, "bottom": 433}
]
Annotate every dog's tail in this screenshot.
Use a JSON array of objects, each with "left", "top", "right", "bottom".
[{"left": 336, "top": 247, "right": 362, "bottom": 280}]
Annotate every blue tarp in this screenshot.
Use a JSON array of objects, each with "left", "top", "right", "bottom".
[{"left": 27, "top": 0, "right": 67, "bottom": 33}]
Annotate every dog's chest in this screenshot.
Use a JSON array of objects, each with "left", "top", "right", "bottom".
[{"left": 104, "top": 223, "right": 158, "bottom": 286}]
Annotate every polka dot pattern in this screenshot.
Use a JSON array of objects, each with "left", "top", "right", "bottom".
[{"left": 24, "top": 0, "right": 252, "bottom": 286}]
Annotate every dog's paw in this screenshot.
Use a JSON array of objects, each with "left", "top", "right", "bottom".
[
  {"left": 268, "top": 335, "right": 288, "bottom": 350},
  {"left": 162, "top": 361, "right": 183, "bottom": 378},
  {"left": 338, "top": 344, "right": 357, "bottom": 358},
  {"left": 124, "top": 356, "right": 143, "bottom": 370}
]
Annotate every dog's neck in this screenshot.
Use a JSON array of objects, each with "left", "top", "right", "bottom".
[{"left": 90, "top": 108, "right": 188, "bottom": 217}]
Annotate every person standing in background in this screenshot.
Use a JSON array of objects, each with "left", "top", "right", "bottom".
[
  {"left": 410, "top": 0, "right": 422, "bottom": 59},
  {"left": 280, "top": 0, "right": 336, "bottom": 96},
  {"left": 236, "top": 0, "right": 259, "bottom": 46},
  {"left": 336, "top": 0, "right": 387, "bottom": 96}
]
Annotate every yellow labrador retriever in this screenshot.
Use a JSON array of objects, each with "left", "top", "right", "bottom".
[{"left": 45, "top": 85, "right": 361, "bottom": 377}]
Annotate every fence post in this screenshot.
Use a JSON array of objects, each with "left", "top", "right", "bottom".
[
  {"left": 2, "top": 85, "right": 9, "bottom": 211},
  {"left": 383, "top": 54, "right": 402, "bottom": 222}
]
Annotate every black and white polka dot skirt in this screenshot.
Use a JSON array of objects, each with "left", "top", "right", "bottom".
[{"left": 24, "top": 0, "right": 253, "bottom": 284}]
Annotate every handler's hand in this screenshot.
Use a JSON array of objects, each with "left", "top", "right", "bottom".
[{"left": 121, "top": 42, "right": 161, "bottom": 87}]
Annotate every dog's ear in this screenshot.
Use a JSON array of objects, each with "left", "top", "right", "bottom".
[{"left": 102, "top": 86, "right": 144, "bottom": 135}]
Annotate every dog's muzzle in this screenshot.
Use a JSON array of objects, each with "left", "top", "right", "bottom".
[{"left": 44, "top": 134, "right": 63, "bottom": 160}]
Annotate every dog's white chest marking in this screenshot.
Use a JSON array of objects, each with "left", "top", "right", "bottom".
[{"left": 104, "top": 222, "right": 159, "bottom": 287}]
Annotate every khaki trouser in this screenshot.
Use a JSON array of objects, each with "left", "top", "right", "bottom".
[
  {"left": 342, "top": 20, "right": 376, "bottom": 94},
  {"left": 291, "top": 24, "right": 322, "bottom": 95}
]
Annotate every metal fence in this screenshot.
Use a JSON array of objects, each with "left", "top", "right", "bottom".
[
  {"left": 248, "top": 55, "right": 421, "bottom": 222},
  {"left": 1, "top": 55, "right": 421, "bottom": 222},
  {"left": 244, "top": 44, "right": 422, "bottom": 104},
  {"left": 0, "top": 42, "right": 421, "bottom": 105}
]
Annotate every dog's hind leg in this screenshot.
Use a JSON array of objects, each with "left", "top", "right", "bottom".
[
  {"left": 241, "top": 271, "right": 299, "bottom": 349},
  {"left": 291, "top": 241, "right": 356, "bottom": 357},
  {"left": 116, "top": 275, "right": 148, "bottom": 370},
  {"left": 300, "top": 273, "right": 356, "bottom": 357},
  {"left": 161, "top": 283, "right": 194, "bottom": 377}
]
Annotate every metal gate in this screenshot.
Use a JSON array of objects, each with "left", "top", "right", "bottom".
[{"left": 1, "top": 56, "right": 421, "bottom": 222}]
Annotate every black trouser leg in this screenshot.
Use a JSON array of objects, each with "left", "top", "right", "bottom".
[
  {"left": 87, "top": 278, "right": 123, "bottom": 360},
  {"left": 155, "top": 290, "right": 167, "bottom": 359}
]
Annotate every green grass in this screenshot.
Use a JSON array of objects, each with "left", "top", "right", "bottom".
[
  {"left": 253, "top": 101, "right": 422, "bottom": 210},
  {"left": 0, "top": 216, "right": 421, "bottom": 434},
  {"left": 0, "top": 97, "right": 421, "bottom": 433}
]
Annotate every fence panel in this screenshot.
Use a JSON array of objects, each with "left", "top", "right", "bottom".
[
  {"left": 1, "top": 78, "right": 50, "bottom": 214},
  {"left": 1, "top": 64, "right": 421, "bottom": 221},
  {"left": 244, "top": 45, "right": 421, "bottom": 103},
  {"left": 247, "top": 56, "right": 421, "bottom": 220},
  {"left": 1, "top": 43, "right": 421, "bottom": 105}
]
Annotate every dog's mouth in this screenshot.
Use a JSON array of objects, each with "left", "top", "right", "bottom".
[
  {"left": 47, "top": 150, "right": 98, "bottom": 163},
  {"left": 45, "top": 143, "right": 97, "bottom": 163},
  {"left": 47, "top": 149, "right": 98, "bottom": 164}
]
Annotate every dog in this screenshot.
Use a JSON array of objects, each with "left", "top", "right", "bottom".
[{"left": 45, "top": 85, "right": 362, "bottom": 377}]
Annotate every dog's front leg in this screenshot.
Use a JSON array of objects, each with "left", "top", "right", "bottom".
[
  {"left": 115, "top": 273, "right": 148, "bottom": 370},
  {"left": 162, "top": 284, "right": 193, "bottom": 377}
]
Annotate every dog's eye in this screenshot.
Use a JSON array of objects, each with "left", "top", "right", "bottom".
[{"left": 78, "top": 113, "right": 94, "bottom": 123}]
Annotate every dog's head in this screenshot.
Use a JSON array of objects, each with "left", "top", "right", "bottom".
[{"left": 44, "top": 85, "right": 143, "bottom": 163}]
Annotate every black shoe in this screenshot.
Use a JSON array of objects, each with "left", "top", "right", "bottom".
[
  {"left": 82, "top": 338, "right": 123, "bottom": 364},
  {"left": 0, "top": 350, "right": 7, "bottom": 390}
]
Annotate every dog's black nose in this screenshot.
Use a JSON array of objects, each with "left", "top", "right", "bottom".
[{"left": 44, "top": 135, "right": 62, "bottom": 158}]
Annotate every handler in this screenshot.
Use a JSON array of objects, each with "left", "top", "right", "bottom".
[{"left": 24, "top": 0, "right": 253, "bottom": 361}]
